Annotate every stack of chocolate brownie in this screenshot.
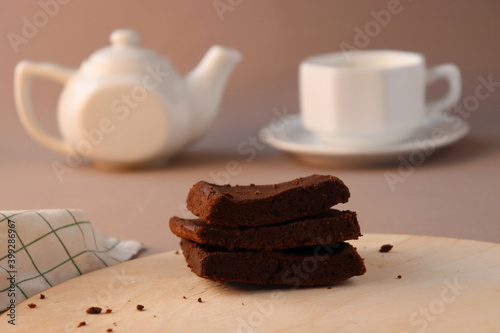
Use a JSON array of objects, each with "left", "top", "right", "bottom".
[{"left": 169, "top": 175, "right": 366, "bottom": 286}]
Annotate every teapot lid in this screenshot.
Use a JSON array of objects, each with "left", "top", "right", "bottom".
[{"left": 84, "top": 29, "right": 169, "bottom": 72}]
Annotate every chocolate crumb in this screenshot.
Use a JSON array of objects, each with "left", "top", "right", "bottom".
[
  {"left": 272, "top": 184, "right": 277, "bottom": 189},
  {"left": 197, "top": 298, "right": 202, "bottom": 303},
  {"left": 397, "top": 275, "right": 402, "bottom": 279},
  {"left": 175, "top": 250, "right": 179, "bottom": 255},
  {"left": 379, "top": 244, "right": 393, "bottom": 253},
  {"left": 27, "top": 303, "right": 36, "bottom": 308},
  {"left": 105, "top": 309, "right": 112, "bottom": 314},
  {"left": 254, "top": 191, "right": 262, "bottom": 195},
  {"left": 154, "top": 315, "right": 157, "bottom": 317},
  {"left": 113, "top": 323, "right": 117, "bottom": 326},
  {"left": 242, "top": 302, "right": 245, "bottom": 306},
  {"left": 107, "top": 329, "right": 113, "bottom": 332},
  {"left": 183, "top": 296, "right": 187, "bottom": 299},
  {"left": 327, "top": 286, "right": 332, "bottom": 289},
  {"left": 137, "top": 304, "right": 144, "bottom": 311},
  {"left": 86, "top": 306, "right": 102, "bottom": 314},
  {"left": 77, "top": 321, "right": 86, "bottom": 328},
  {"left": 40, "top": 294, "right": 46, "bottom": 300},
  {"left": 293, "top": 179, "right": 300, "bottom": 185}
]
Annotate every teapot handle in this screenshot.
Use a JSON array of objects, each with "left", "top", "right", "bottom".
[{"left": 14, "top": 61, "right": 75, "bottom": 155}]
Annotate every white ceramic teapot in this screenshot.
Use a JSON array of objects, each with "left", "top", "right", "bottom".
[{"left": 14, "top": 29, "right": 241, "bottom": 169}]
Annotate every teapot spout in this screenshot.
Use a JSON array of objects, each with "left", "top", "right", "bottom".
[{"left": 185, "top": 45, "right": 242, "bottom": 142}]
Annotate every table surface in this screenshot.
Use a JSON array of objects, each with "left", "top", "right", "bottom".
[
  {"left": 1, "top": 1, "right": 499, "bottom": 258},
  {"left": 1, "top": 73, "right": 499, "bottom": 259}
]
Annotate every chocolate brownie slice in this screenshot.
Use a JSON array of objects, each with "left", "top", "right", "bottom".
[
  {"left": 170, "top": 210, "right": 361, "bottom": 250},
  {"left": 186, "top": 174, "right": 350, "bottom": 227},
  {"left": 180, "top": 238, "right": 366, "bottom": 285}
]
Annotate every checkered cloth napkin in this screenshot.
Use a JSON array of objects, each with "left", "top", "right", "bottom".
[{"left": 0, "top": 209, "right": 142, "bottom": 311}]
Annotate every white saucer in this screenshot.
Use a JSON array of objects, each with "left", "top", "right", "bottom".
[{"left": 260, "top": 114, "right": 470, "bottom": 166}]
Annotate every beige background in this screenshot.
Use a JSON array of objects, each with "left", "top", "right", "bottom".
[{"left": 1, "top": 1, "right": 499, "bottom": 256}]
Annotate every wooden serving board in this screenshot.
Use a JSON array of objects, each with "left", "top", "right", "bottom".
[{"left": 2, "top": 234, "right": 500, "bottom": 332}]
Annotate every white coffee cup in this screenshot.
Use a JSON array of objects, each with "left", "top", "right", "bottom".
[{"left": 300, "top": 50, "right": 461, "bottom": 146}]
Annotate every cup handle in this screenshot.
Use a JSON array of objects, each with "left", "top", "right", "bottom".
[
  {"left": 425, "top": 64, "right": 461, "bottom": 118},
  {"left": 14, "top": 60, "right": 75, "bottom": 155}
]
